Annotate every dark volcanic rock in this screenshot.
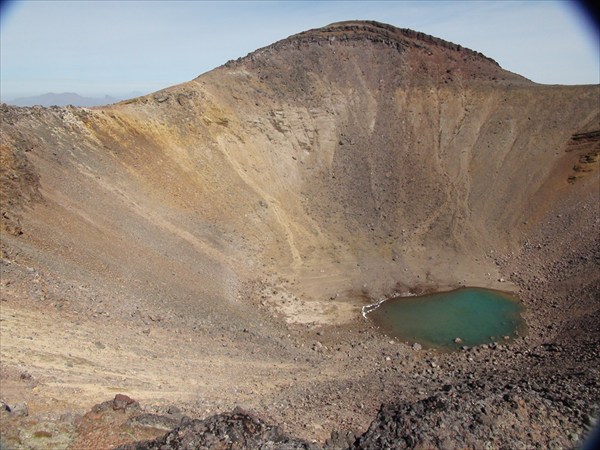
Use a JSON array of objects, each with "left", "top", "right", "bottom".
[
  {"left": 351, "top": 381, "right": 599, "bottom": 450},
  {"left": 116, "top": 407, "right": 319, "bottom": 450},
  {"left": 112, "top": 394, "right": 139, "bottom": 411},
  {"left": 126, "top": 413, "right": 181, "bottom": 431}
]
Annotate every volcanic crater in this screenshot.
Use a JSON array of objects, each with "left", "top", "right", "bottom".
[{"left": 1, "top": 21, "right": 599, "bottom": 449}]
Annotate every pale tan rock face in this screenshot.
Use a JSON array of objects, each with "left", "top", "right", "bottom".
[{"left": 0, "top": 21, "right": 598, "bottom": 448}]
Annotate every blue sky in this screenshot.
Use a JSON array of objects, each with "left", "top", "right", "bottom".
[{"left": 0, "top": 1, "right": 598, "bottom": 101}]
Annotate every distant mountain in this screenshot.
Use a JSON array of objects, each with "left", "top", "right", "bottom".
[{"left": 8, "top": 92, "right": 120, "bottom": 107}]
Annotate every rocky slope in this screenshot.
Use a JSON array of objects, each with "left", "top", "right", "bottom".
[{"left": 1, "top": 21, "right": 599, "bottom": 449}]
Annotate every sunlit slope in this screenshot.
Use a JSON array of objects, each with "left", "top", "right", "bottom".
[{"left": 1, "top": 21, "right": 598, "bottom": 324}]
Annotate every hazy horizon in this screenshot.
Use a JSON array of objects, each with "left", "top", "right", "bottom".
[{"left": 1, "top": 0, "right": 598, "bottom": 102}]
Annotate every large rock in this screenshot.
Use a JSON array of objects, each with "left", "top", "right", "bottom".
[{"left": 116, "top": 407, "right": 319, "bottom": 450}]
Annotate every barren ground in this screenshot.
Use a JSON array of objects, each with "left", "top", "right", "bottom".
[{"left": 1, "top": 21, "right": 599, "bottom": 449}]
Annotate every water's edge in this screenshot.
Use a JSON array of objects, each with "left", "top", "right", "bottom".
[
  {"left": 361, "top": 291, "right": 418, "bottom": 318},
  {"left": 364, "top": 286, "right": 525, "bottom": 350}
]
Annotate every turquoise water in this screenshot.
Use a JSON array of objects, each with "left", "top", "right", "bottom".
[{"left": 367, "top": 287, "right": 525, "bottom": 350}]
